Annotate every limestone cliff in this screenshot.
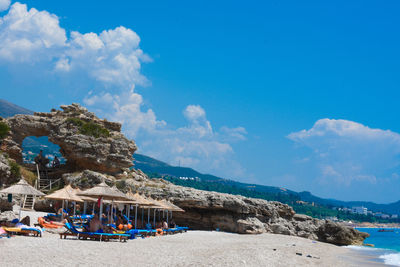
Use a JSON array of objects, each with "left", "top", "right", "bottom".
[{"left": 59, "top": 170, "right": 369, "bottom": 246}]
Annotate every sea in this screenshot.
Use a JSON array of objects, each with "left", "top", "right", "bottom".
[{"left": 348, "top": 228, "right": 400, "bottom": 266}]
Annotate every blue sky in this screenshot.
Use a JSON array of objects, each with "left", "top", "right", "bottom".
[{"left": 1, "top": 0, "right": 400, "bottom": 203}]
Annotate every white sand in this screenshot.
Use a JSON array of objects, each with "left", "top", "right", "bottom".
[{"left": 0, "top": 229, "right": 381, "bottom": 267}]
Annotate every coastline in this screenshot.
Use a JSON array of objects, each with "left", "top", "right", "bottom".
[{"left": 0, "top": 230, "right": 385, "bottom": 266}]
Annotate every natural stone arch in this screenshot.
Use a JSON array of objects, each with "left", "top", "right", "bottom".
[
  {"left": 1, "top": 104, "right": 137, "bottom": 174},
  {"left": 22, "top": 136, "right": 66, "bottom": 165}
]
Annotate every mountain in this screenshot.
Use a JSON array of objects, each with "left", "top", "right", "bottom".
[
  {"left": 2, "top": 99, "right": 400, "bottom": 216},
  {"left": 134, "top": 153, "right": 400, "bottom": 216},
  {"left": 134, "top": 153, "right": 295, "bottom": 195},
  {"left": 0, "top": 99, "right": 33, "bottom": 118}
]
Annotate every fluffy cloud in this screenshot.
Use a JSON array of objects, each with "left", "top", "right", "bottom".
[
  {"left": 0, "top": 2, "right": 66, "bottom": 62},
  {"left": 0, "top": 2, "right": 148, "bottom": 88},
  {"left": 0, "top": 2, "right": 247, "bottom": 179},
  {"left": 84, "top": 92, "right": 246, "bottom": 177},
  {"left": 0, "top": 0, "right": 10, "bottom": 12},
  {"left": 288, "top": 119, "right": 400, "bottom": 186}
]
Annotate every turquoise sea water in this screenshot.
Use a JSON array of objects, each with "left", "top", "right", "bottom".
[{"left": 351, "top": 228, "right": 400, "bottom": 266}]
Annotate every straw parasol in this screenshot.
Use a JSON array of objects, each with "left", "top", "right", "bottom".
[
  {"left": 1, "top": 178, "right": 44, "bottom": 196},
  {"left": 158, "top": 199, "right": 185, "bottom": 212},
  {"left": 45, "top": 184, "right": 84, "bottom": 218},
  {"left": 78, "top": 182, "right": 129, "bottom": 222},
  {"left": 45, "top": 184, "right": 83, "bottom": 202},
  {"left": 0, "top": 178, "right": 45, "bottom": 219},
  {"left": 77, "top": 182, "right": 128, "bottom": 200}
]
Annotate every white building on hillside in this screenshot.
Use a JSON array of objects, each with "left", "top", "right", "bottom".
[{"left": 352, "top": 206, "right": 368, "bottom": 215}]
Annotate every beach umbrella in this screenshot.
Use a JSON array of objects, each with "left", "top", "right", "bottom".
[
  {"left": 78, "top": 182, "right": 129, "bottom": 221},
  {"left": 1, "top": 178, "right": 44, "bottom": 196},
  {"left": 158, "top": 199, "right": 185, "bottom": 212},
  {"left": 125, "top": 190, "right": 154, "bottom": 229},
  {"left": 0, "top": 178, "right": 45, "bottom": 219},
  {"left": 45, "top": 184, "right": 84, "bottom": 218},
  {"left": 45, "top": 184, "right": 83, "bottom": 202}
]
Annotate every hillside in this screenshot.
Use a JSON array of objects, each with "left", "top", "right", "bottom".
[
  {"left": 135, "top": 153, "right": 400, "bottom": 217},
  {"left": 0, "top": 99, "right": 33, "bottom": 118}
]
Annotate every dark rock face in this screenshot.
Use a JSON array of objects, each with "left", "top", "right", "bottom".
[
  {"left": 316, "top": 220, "right": 369, "bottom": 246},
  {"left": 1, "top": 104, "right": 137, "bottom": 174},
  {"left": 56, "top": 170, "right": 369, "bottom": 246}
]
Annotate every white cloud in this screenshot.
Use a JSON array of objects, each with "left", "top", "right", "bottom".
[
  {"left": 0, "top": 2, "right": 66, "bottom": 62},
  {"left": 0, "top": 2, "right": 148, "bottom": 88},
  {"left": 184, "top": 105, "right": 206, "bottom": 121},
  {"left": 0, "top": 0, "right": 10, "bottom": 12},
  {"left": 288, "top": 119, "right": 400, "bottom": 186},
  {"left": 0, "top": 2, "right": 247, "bottom": 179},
  {"left": 85, "top": 92, "right": 246, "bottom": 178}
]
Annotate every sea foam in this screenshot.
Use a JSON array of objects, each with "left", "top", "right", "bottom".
[{"left": 380, "top": 253, "right": 400, "bottom": 267}]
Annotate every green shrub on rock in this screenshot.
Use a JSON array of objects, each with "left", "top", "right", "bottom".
[
  {"left": 66, "top": 118, "right": 109, "bottom": 138},
  {"left": 0, "top": 121, "right": 10, "bottom": 139}
]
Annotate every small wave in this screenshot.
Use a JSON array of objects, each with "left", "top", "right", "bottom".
[
  {"left": 380, "top": 253, "right": 400, "bottom": 266},
  {"left": 346, "top": 245, "right": 380, "bottom": 252}
]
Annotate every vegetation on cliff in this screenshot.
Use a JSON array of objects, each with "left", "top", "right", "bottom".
[
  {"left": 66, "top": 118, "right": 110, "bottom": 138},
  {"left": 0, "top": 121, "right": 10, "bottom": 139}
]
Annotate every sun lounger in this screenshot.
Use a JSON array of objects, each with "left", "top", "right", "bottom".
[
  {"left": 3, "top": 227, "right": 42, "bottom": 237},
  {"left": 37, "top": 217, "right": 63, "bottom": 229},
  {"left": 59, "top": 222, "right": 129, "bottom": 242}
]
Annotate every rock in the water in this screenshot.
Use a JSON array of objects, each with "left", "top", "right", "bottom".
[{"left": 1, "top": 104, "right": 137, "bottom": 174}]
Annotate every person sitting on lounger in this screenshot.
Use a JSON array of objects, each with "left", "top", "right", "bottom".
[
  {"left": 89, "top": 214, "right": 103, "bottom": 233},
  {"left": 162, "top": 221, "right": 168, "bottom": 229}
]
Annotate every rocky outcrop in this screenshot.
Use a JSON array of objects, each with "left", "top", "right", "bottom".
[
  {"left": 0, "top": 153, "right": 12, "bottom": 185},
  {"left": 1, "top": 104, "right": 137, "bottom": 174},
  {"left": 56, "top": 170, "right": 369, "bottom": 246}
]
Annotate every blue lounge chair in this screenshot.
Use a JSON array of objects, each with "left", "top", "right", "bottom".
[{"left": 60, "top": 222, "right": 129, "bottom": 242}]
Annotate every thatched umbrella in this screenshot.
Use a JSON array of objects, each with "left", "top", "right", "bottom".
[
  {"left": 77, "top": 182, "right": 129, "bottom": 221},
  {"left": 145, "top": 196, "right": 168, "bottom": 228},
  {"left": 158, "top": 199, "right": 185, "bottom": 227},
  {"left": 159, "top": 199, "right": 185, "bottom": 212},
  {"left": 45, "top": 184, "right": 83, "bottom": 202},
  {"left": 125, "top": 190, "right": 156, "bottom": 229},
  {"left": 45, "top": 184, "right": 83, "bottom": 218},
  {"left": 0, "top": 178, "right": 45, "bottom": 219}
]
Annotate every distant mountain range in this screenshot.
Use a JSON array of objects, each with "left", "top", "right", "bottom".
[
  {"left": 0, "top": 99, "right": 33, "bottom": 117},
  {"left": 2, "top": 98, "right": 400, "bottom": 216}
]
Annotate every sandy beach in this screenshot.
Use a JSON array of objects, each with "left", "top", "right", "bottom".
[{"left": 0, "top": 228, "right": 382, "bottom": 267}]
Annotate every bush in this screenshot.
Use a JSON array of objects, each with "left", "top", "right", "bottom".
[
  {"left": 66, "top": 117, "right": 84, "bottom": 127},
  {"left": 66, "top": 118, "right": 109, "bottom": 138},
  {"left": 80, "top": 122, "right": 110, "bottom": 138},
  {"left": 0, "top": 121, "right": 10, "bottom": 139},
  {"left": 8, "top": 160, "right": 21, "bottom": 184}
]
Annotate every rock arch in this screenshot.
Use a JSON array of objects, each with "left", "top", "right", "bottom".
[{"left": 1, "top": 104, "right": 137, "bottom": 174}]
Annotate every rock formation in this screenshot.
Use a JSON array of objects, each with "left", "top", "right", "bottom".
[
  {"left": 57, "top": 170, "right": 369, "bottom": 246},
  {"left": 0, "top": 104, "right": 136, "bottom": 174}
]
